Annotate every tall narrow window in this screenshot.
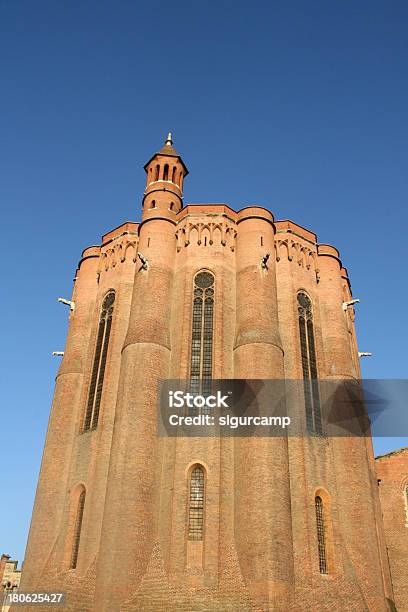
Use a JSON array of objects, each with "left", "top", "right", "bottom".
[
  {"left": 70, "top": 490, "right": 85, "bottom": 569},
  {"left": 83, "top": 291, "right": 115, "bottom": 431},
  {"left": 155, "top": 164, "right": 160, "bottom": 181},
  {"left": 315, "top": 495, "right": 328, "bottom": 574},
  {"left": 405, "top": 483, "right": 408, "bottom": 525},
  {"left": 171, "top": 166, "right": 176, "bottom": 182},
  {"left": 163, "top": 164, "right": 169, "bottom": 181},
  {"left": 188, "top": 466, "right": 205, "bottom": 541},
  {"left": 298, "top": 292, "right": 322, "bottom": 434},
  {"left": 190, "top": 271, "right": 214, "bottom": 399}
]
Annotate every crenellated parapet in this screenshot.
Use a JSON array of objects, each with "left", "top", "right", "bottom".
[
  {"left": 99, "top": 236, "right": 138, "bottom": 272},
  {"left": 274, "top": 220, "right": 319, "bottom": 282},
  {"left": 79, "top": 211, "right": 353, "bottom": 303},
  {"left": 90, "top": 222, "right": 139, "bottom": 278},
  {"left": 175, "top": 215, "right": 237, "bottom": 251},
  {"left": 275, "top": 237, "right": 317, "bottom": 268}
]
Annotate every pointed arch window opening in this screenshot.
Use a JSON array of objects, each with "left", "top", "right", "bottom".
[
  {"left": 188, "top": 466, "right": 205, "bottom": 541},
  {"left": 298, "top": 292, "right": 322, "bottom": 435},
  {"left": 189, "top": 272, "right": 214, "bottom": 409},
  {"left": 70, "top": 490, "right": 85, "bottom": 570},
  {"left": 83, "top": 291, "right": 115, "bottom": 431}
]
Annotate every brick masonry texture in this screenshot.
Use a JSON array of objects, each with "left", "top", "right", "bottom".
[
  {"left": 376, "top": 448, "right": 408, "bottom": 612},
  {"left": 15, "top": 138, "right": 405, "bottom": 611}
]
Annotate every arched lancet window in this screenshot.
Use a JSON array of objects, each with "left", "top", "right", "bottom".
[
  {"left": 83, "top": 291, "right": 115, "bottom": 431},
  {"left": 190, "top": 271, "right": 214, "bottom": 399},
  {"left": 188, "top": 466, "right": 205, "bottom": 541},
  {"left": 298, "top": 292, "right": 322, "bottom": 434},
  {"left": 70, "top": 489, "right": 85, "bottom": 569},
  {"left": 405, "top": 483, "right": 408, "bottom": 525},
  {"left": 163, "top": 164, "right": 169, "bottom": 181},
  {"left": 150, "top": 199, "right": 156, "bottom": 209},
  {"left": 171, "top": 166, "right": 176, "bottom": 182},
  {"left": 315, "top": 495, "right": 328, "bottom": 574},
  {"left": 154, "top": 164, "right": 160, "bottom": 181},
  {"left": 178, "top": 170, "right": 183, "bottom": 187}
]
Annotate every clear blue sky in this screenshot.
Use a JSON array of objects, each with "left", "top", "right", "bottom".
[{"left": 1, "top": 1, "right": 407, "bottom": 565}]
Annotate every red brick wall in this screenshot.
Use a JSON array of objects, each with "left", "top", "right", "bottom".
[{"left": 376, "top": 448, "right": 408, "bottom": 611}]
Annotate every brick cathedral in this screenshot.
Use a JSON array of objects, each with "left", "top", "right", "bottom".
[{"left": 18, "top": 136, "right": 407, "bottom": 611}]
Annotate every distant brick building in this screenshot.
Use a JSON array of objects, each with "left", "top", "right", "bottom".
[
  {"left": 18, "top": 136, "right": 403, "bottom": 610},
  {"left": 376, "top": 447, "right": 408, "bottom": 612},
  {"left": 1, "top": 554, "right": 21, "bottom": 611},
  {"left": 1, "top": 554, "right": 21, "bottom": 592}
]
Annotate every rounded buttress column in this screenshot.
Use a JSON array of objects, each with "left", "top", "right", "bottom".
[
  {"left": 317, "top": 244, "right": 389, "bottom": 611},
  {"left": 20, "top": 247, "right": 100, "bottom": 590},
  {"left": 317, "top": 245, "right": 354, "bottom": 379},
  {"left": 234, "top": 207, "right": 294, "bottom": 609},
  {"left": 95, "top": 215, "right": 176, "bottom": 611}
]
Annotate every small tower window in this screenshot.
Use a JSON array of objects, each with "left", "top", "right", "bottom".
[
  {"left": 169, "top": 202, "right": 174, "bottom": 211},
  {"left": 83, "top": 291, "right": 115, "bottom": 431},
  {"left": 179, "top": 170, "right": 183, "bottom": 187},
  {"left": 163, "top": 164, "right": 169, "bottom": 181},
  {"left": 150, "top": 200, "right": 156, "bottom": 209},
  {"left": 188, "top": 466, "right": 205, "bottom": 541},
  {"left": 172, "top": 166, "right": 176, "bottom": 182},
  {"left": 70, "top": 489, "right": 86, "bottom": 569},
  {"left": 315, "top": 495, "right": 328, "bottom": 574},
  {"left": 298, "top": 292, "right": 322, "bottom": 434},
  {"left": 155, "top": 165, "right": 160, "bottom": 181}
]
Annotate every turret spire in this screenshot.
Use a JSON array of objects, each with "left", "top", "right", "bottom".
[{"left": 142, "top": 135, "right": 189, "bottom": 217}]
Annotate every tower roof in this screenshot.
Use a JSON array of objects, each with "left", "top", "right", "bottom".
[
  {"left": 144, "top": 133, "right": 189, "bottom": 175},
  {"left": 158, "top": 132, "right": 179, "bottom": 157}
]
